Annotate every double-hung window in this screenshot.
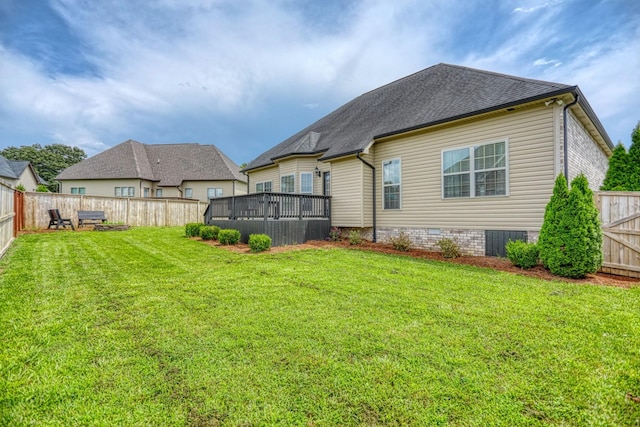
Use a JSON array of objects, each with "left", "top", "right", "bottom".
[
  {"left": 115, "top": 187, "right": 135, "bottom": 197},
  {"left": 207, "top": 188, "right": 223, "bottom": 199},
  {"left": 382, "top": 159, "right": 401, "bottom": 210},
  {"left": 280, "top": 175, "right": 295, "bottom": 193},
  {"left": 256, "top": 181, "right": 272, "bottom": 193},
  {"left": 442, "top": 140, "right": 507, "bottom": 198},
  {"left": 300, "top": 172, "right": 313, "bottom": 194}
]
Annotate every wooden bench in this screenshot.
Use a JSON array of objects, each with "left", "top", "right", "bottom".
[
  {"left": 47, "top": 209, "right": 75, "bottom": 230},
  {"left": 77, "top": 210, "right": 107, "bottom": 227}
]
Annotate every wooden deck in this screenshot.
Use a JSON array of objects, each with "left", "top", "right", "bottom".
[{"left": 204, "top": 193, "right": 331, "bottom": 246}]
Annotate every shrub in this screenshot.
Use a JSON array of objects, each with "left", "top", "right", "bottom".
[
  {"left": 327, "top": 227, "right": 341, "bottom": 242},
  {"left": 506, "top": 240, "right": 539, "bottom": 269},
  {"left": 15, "top": 184, "right": 25, "bottom": 192},
  {"left": 388, "top": 232, "right": 412, "bottom": 252},
  {"left": 538, "top": 174, "right": 569, "bottom": 269},
  {"left": 539, "top": 174, "right": 603, "bottom": 278},
  {"left": 436, "top": 238, "right": 460, "bottom": 258},
  {"left": 248, "top": 234, "right": 272, "bottom": 252},
  {"left": 185, "top": 222, "right": 204, "bottom": 237},
  {"left": 218, "top": 229, "right": 241, "bottom": 245},
  {"left": 199, "top": 226, "right": 220, "bottom": 241},
  {"left": 36, "top": 184, "right": 48, "bottom": 192},
  {"left": 348, "top": 229, "right": 362, "bottom": 245}
]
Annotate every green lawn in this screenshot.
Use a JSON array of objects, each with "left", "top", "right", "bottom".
[{"left": 1, "top": 227, "right": 639, "bottom": 426}]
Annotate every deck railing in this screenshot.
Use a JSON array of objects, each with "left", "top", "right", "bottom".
[{"left": 205, "top": 192, "right": 331, "bottom": 221}]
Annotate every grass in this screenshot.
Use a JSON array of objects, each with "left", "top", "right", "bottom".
[{"left": 0, "top": 227, "right": 639, "bottom": 426}]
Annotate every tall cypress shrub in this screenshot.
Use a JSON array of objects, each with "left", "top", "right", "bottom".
[
  {"left": 546, "top": 174, "right": 603, "bottom": 278},
  {"left": 538, "top": 174, "right": 569, "bottom": 269},
  {"left": 600, "top": 142, "right": 629, "bottom": 191},
  {"left": 628, "top": 122, "right": 640, "bottom": 191}
]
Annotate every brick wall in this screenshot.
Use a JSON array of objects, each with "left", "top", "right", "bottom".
[{"left": 566, "top": 111, "right": 609, "bottom": 190}]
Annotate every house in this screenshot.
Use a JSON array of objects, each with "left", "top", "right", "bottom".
[
  {"left": 241, "top": 63, "right": 613, "bottom": 255},
  {"left": 56, "top": 140, "right": 247, "bottom": 201},
  {"left": 0, "top": 155, "right": 46, "bottom": 191}
]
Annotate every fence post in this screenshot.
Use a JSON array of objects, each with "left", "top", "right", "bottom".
[{"left": 263, "top": 193, "right": 268, "bottom": 222}]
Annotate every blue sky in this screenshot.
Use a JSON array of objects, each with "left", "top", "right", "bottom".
[{"left": 1, "top": 0, "right": 639, "bottom": 164}]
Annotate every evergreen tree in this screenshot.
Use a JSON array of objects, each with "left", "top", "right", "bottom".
[
  {"left": 546, "top": 174, "right": 603, "bottom": 278},
  {"left": 628, "top": 122, "right": 640, "bottom": 191},
  {"left": 538, "top": 174, "right": 569, "bottom": 269},
  {"left": 600, "top": 142, "right": 629, "bottom": 191}
]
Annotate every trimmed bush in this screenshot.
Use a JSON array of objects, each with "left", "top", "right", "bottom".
[
  {"left": 538, "top": 174, "right": 569, "bottom": 269},
  {"left": 218, "top": 229, "right": 241, "bottom": 245},
  {"left": 436, "top": 238, "right": 461, "bottom": 258},
  {"left": 388, "top": 232, "right": 412, "bottom": 252},
  {"left": 506, "top": 240, "right": 539, "bottom": 269},
  {"left": 539, "top": 174, "right": 603, "bottom": 278},
  {"left": 199, "top": 226, "right": 219, "bottom": 241},
  {"left": 248, "top": 234, "right": 272, "bottom": 252},
  {"left": 348, "top": 229, "right": 362, "bottom": 245},
  {"left": 185, "top": 222, "right": 204, "bottom": 237}
]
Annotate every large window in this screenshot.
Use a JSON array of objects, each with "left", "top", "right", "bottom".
[
  {"left": 300, "top": 172, "right": 313, "bottom": 194},
  {"left": 256, "top": 181, "right": 272, "bottom": 192},
  {"left": 442, "top": 140, "right": 507, "bottom": 198},
  {"left": 207, "top": 188, "right": 223, "bottom": 199},
  {"left": 115, "top": 187, "right": 134, "bottom": 197},
  {"left": 71, "top": 187, "right": 85, "bottom": 195},
  {"left": 280, "top": 175, "right": 295, "bottom": 193},
  {"left": 382, "top": 159, "right": 401, "bottom": 210}
]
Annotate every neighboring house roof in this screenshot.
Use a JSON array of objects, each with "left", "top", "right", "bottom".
[
  {"left": 245, "top": 63, "right": 613, "bottom": 171},
  {"left": 0, "top": 156, "right": 46, "bottom": 184},
  {"left": 56, "top": 140, "right": 246, "bottom": 186}
]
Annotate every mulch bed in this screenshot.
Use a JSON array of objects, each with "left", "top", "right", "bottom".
[{"left": 202, "top": 239, "right": 639, "bottom": 289}]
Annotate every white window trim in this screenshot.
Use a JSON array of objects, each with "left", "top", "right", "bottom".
[
  {"left": 255, "top": 181, "right": 272, "bottom": 193},
  {"left": 280, "top": 174, "right": 295, "bottom": 193},
  {"left": 441, "top": 139, "right": 509, "bottom": 199},
  {"left": 300, "top": 172, "right": 313, "bottom": 194},
  {"left": 382, "top": 158, "right": 402, "bottom": 210}
]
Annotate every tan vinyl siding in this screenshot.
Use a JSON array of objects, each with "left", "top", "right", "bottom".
[
  {"left": 181, "top": 180, "right": 244, "bottom": 201},
  {"left": 331, "top": 157, "right": 366, "bottom": 227},
  {"left": 249, "top": 167, "right": 280, "bottom": 193},
  {"left": 360, "top": 153, "right": 374, "bottom": 226},
  {"left": 60, "top": 179, "right": 143, "bottom": 197},
  {"left": 374, "top": 105, "right": 556, "bottom": 231},
  {"left": 17, "top": 170, "right": 40, "bottom": 192}
]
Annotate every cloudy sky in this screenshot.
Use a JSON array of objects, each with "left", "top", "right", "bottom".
[{"left": 1, "top": 0, "right": 638, "bottom": 164}]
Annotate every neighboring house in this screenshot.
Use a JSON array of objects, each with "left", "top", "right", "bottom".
[
  {"left": 56, "top": 140, "right": 247, "bottom": 201},
  {"left": 0, "top": 155, "right": 46, "bottom": 191},
  {"left": 243, "top": 63, "right": 613, "bottom": 255}
]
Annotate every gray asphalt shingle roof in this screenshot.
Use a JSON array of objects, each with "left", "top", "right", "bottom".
[
  {"left": 56, "top": 140, "right": 246, "bottom": 185},
  {"left": 0, "top": 156, "right": 45, "bottom": 184},
  {"left": 245, "top": 63, "right": 611, "bottom": 170}
]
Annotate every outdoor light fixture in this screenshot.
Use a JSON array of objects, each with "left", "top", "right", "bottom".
[{"left": 314, "top": 166, "right": 321, "bottom": 177}]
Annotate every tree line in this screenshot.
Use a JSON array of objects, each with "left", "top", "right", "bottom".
[{"left": 601, "top": 122, "right": 640, "bottom": 191}]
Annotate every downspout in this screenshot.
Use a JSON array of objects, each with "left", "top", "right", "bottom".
[
  {"left": 356, "top": 153, "right": 376, "bottom": 242},
  {"left": 563, "top": 94, "right": 579, "bottom": 179}
]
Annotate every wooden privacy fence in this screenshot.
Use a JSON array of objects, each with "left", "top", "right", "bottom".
[
  {"left": 23, "top": 193, "right": 209, "bottom": 229},
  {"left": 597, "top": 191, "right": 640, "bottom": 278},
  {"left": 0, "top": 183, "right": 15, "bottom": 257}
]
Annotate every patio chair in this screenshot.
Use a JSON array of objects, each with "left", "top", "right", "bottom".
[{"left": 47, "top": 209, "right": 75, "bottom": 230}]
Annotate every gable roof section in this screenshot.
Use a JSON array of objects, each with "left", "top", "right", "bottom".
[
  {"left": 245, "top": 63, "right": 612, "bottom": 170},
  {"left": 56, "top": 140, "right": 246, "bottom": 185},
  {"left": 0, "top": 156, "right": 46, "bottom": 184}
]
